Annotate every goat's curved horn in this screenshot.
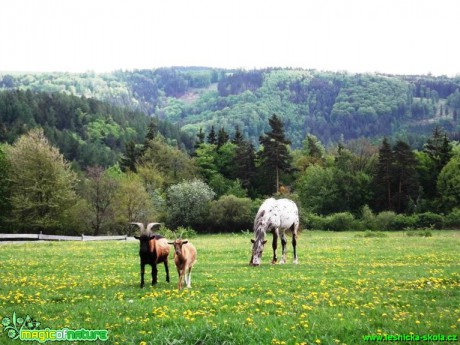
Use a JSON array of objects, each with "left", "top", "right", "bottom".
[
  {"left": 130, "top": 222, "right": 145, "bottom": 233},
  {"left": 146, "top": 222, "right": 162, "bottom": 233}
]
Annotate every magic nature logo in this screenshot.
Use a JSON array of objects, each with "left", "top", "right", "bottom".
[{"left": 1, "top": 312, "right": 108, "bottom": 343}]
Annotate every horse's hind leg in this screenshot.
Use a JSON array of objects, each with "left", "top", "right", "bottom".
[
  {"left": 292, "top": 224, "right": 299, "bottom": 264},
  {"left": 280, "top": 232, "right": 287, "bottom": 264}
]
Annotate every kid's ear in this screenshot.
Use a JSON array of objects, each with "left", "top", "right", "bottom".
[
  {"left": 262, "top": 240, "right": 267, "bottom": 245},
  {"left": 134, "top": 236, "right": 140, "bottom": 240},
  {"left": 251, "top": 239, "right": 255, "bottom": 243},
  {"left": 182, "top": 240, "right": 188, "bottom": 244},
  {"left": 168, "top": 242, "right": 174, "bottom": 245}
]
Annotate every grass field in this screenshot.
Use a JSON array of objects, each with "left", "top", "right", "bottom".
[{"left": 0, "top": 231, "right": 459, "bottom": 345}]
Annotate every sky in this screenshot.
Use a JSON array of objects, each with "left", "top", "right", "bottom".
[{"left": 1, "top": 0, "right": 459, "bottom": 76}]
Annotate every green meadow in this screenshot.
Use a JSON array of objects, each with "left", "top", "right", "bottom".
[{"left": 0, "top": 231, "right": 459, "bottom": 345}]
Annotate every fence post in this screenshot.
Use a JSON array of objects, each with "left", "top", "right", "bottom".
[
  {"left": 39, "top": 231, "right": 42, "bottom": 240},
  {"left": 81, "top": 234, "right": 85, "bottom": 241}
]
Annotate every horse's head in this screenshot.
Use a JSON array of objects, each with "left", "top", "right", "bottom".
[{"left": 250, "top": 235, "right": 267, "bottom": 266}]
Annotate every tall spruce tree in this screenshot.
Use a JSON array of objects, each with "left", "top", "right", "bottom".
[
  {"left": 207, "top": 126, "right": 217, "bottom": 145},
  {"left": 217, "top": 127, "right": 230, "bottom": 149},
  {"left": 119, "top": 140, "right": 139, "bottom": 173},
  {"left": 258, "top": 114, "right": 292, "bottom": 194},
  {"left": 422, "top": 126, "right": 453, "bottom": 200},
  {"left": 234, "top": 140, "right": 256, "bottom": 192},
  {"left": 195, "top": 127, "right": 205, "bottom": 147},
  {"left": 393, "top": 140, "right": 419, "bottom": 213},
  {"left": 374, "top": 137, "right": 394, "bottom": 211},
  {"left": 232, "top": 125, "right": 244, "bottom": 145},
  {"left": 138, "top": 120, "right": 159, "bottom": 157}
]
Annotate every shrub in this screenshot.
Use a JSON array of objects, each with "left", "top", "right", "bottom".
[
  {"left": 305, "top": 213, "right": 327, "bottom": 230},
  {"left": 324, "top": 212, "right": 355, "bottom": 231},
  {"left": 444, "top": 208, "right": 460, "bottom": 229},
  {"left": 156, "top": 225, "right": 197, "bottom": 239},
  {"left": 389, "top": 214, "right": 417, "bottom": 230},
  {"left": 360, "top": 205, "right": 377, "bottom": 230},
  {"left": 209, "top": 195, "right": 253, "bottom": 232},
  {"left": 375, "top": 211, "right": 397, "bottom": 231},
  {"left": 414, "top": 212, "right": 444, "bottom": 229}
]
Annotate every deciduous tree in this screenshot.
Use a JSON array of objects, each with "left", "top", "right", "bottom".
[
  {"left": 165, "top": 180, "right": 215, "bottom": 230},
  {"left": 81, "top": 166, "right": 118, "bottom": 235},
  {"left": 6, "top": 128, "right": 77, "bottom": 232}
]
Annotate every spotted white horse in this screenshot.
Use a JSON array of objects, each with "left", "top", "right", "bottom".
[{"left": 250, "top": 198, "right": 300, "bottom": 266}]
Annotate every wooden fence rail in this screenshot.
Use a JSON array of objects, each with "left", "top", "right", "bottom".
[{"left": 0, "top": 232, "right": 129, "bottom": 242}]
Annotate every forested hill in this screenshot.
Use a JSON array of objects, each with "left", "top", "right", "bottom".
[
  {"left": 0, "top": 90, "right": 193, "bottom": 169},
  {"left": 1, "top": 68, "right": 460, "bottom": 148}
]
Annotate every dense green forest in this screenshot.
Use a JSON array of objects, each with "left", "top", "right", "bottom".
[
  {"left": 2, "top": 67, "right": 460, "bottom": 149},
  {"left": 0, "top": 89, "right": 193, "bottom": 169},
  {"left": 1, "top": 67, "right": 460, "bottom": 235}
]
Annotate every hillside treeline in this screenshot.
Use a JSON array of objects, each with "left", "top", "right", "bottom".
[
  {"left": 2, "top": 68, "right": 460, "bottom": 149},
  {"left": 0, "top": 90, "right": 193, "bottom": 169},
  {"left": 1, "top": 112, "right": 459, "bottom": 235}
]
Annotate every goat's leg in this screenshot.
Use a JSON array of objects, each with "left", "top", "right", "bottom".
[
  {"left": 184, "top": 268, "right": 188, "bottom": 288},
  {"left": 186, "top": 267, "right": 193, "bottom": 288},
  {"left": 271, "top": 230, "right": 278, "bottom": 264},
  {"left": 280, "top": 232, "right": 287, "bottom": 264},
  {"left": 178, "top": 270, "right": 184, "bottom": 290},
  {"left": 164, "top": 261, "right": 170, "bottom": 283},
  {"left": 151, "top": 264, "right": 158, "bottom": 286},
  {"left": 140, "top": 263, "right": 145, "bottom": 288}
]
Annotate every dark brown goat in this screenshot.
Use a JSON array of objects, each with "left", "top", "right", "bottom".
[{"left": 132, "top": 222, "right": 170, "bottom": 288}]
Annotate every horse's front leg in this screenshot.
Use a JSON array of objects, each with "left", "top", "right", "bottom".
[
  {"left": 271, "top": 231, "right": 278, "bottom": 264},
  {"left": 280, "top": 232, "right": 287, "bottom": 264}
]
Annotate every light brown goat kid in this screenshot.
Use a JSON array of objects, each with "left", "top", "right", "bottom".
[{"left": 168, "top": 239, "right": 197, "bottom": 290}]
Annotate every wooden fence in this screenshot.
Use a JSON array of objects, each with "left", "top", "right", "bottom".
[{"left": 0, "top": 232, "right": 129, "bottom": 242}]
